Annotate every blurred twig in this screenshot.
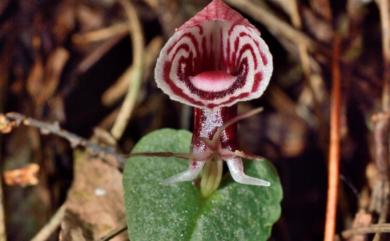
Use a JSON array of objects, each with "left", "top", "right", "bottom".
[
  {"left": 0, "top": 112, "right": 125, "bottom": 167},
  {"left": 371, "top": 1, "right": 390, "bottom": 240},
  {"left": 111, "top": 0, "right": 145, "bottom": 140},
  {"left": 0, "top": 180, "right": 5, "bottom": 241},
  {"left": 0, "top": 112, "right": 192, "bottom": 169},
  {"left": 346, "top": 210, "right": 373, "bottom": 241},
  {"left": 288, "top": 0, "right": 325, "bottom": 126},
  {"left": 225, "top": 0, "right": 323, "bottom": 53},
  {"left": 31, "top": 204, "right": 66, "bottom": 241},
  {"left": 377, "top": 0, "right": 390, "bottom": 111},
  {"left": 371, "top": 113, "right": 390, "bottom": 241},
  {"left": 144, "top": 0, "right": 158, "bottom": 10},
  {"left": 324, "top": 35, "right": 342, "bottom": 241},
  {"left": 288, "top": 0, "right": 313, "bottom": 88},
  {"left": 102, "top": 36, "right": 162, "bottom": 106},
  {"left": 0, "top": 33, "right": 12, "bottom": 241},
  {"left": 342, "top": 223, "right": 390, "bottom": 238},
  {"left": 95, "top": 223, "right": 127, "bottom": 241},
  {"left": 72, "top": 23, "right": 128, "bottom": 45},
  {"left": 77, "top": 35, "right": 124, "bottom": 74}
]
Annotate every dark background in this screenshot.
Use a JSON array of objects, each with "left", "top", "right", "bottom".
[{"left": 0, "top": 0, "right": 388, "bottom": 240}]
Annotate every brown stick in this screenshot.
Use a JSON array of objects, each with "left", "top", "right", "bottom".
[
  {"left": 288, "top": 0, "right": 311, "bottom": 79},
  {"left": 102, "top": 37, "right": 162, "bottom": 106},
  {"left": 288, "top": 0, "right": 325, "bottom": 102},
  {"left": 111, "top": 0, "right": 145, "bottom": 140},
  {"left": 72, "top": 23, "right": 128, "bottom": 45},
  {"left": 95, "top": 223, "right": 127, "bottom": 241},
  {"left": 0, "top": 111, "right": 198, "bottom": 166},
  {"left": 225, "top": 0, "right": 321, "bottom": 52},
  {"left": 371, "top": 1, "right": 390, "bottom": 240},
  {"left": 372, "top": 113, "right": 390, "bottom": 183},
  {"left": 287, "top": 0, "right": 327, "bottom": 143},
  {"left": 31, "top": 204, "right": 66, "bottom": 241},
  {"left": 377, "top": 0, "right": 390, "bottom": 111},
  {"left": 371, "top": 112, "right": 390, "bottom": 241},
  {"left": 342, "top": 223, "right": 390, "bottom": 238},
  {"left": 324, "top": 35, "right": 342, "bottom": 241},
  {"left": 0, "top": 179, "right": 5, "bottom": 241},
  {"left": 0, "top": 112, "right": 125, "bottom": 167}
]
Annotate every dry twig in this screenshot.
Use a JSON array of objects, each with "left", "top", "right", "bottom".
[
  {"left": 0, "top": 112, "right": 125, "bottom": 167},
  {"left": 347, "top": 210, "right": 372, "bottom": 241},
  {"left": 225, "top": 0, "right": 321, "bottom": 53},
  {"left": 377, "top": 0, "right": 390, "bottom": 110},
  {"left": 371, "top": 112, "right": 390, "bottom": 241},
  {"left": 324, "top": 35, "right": 342, "bottom": 241},
  {"left": 288, "top": 0, "right": 313, "bottom": 86},
  {"left": 0, "top": 112, "right": 195, "bottom": 170},
  {"left": 95, "top": 223, "right": 127, "bottom": 241},
  {"left": 31, "top": 204, "right": 66, "bottom": 241},
  {"left": 102, "top": 36, "right": 162, "bottom": 106},
  {"left": 77, "top": 35, "right": 124, "bottom": 74},
  {"left": 371, "top": 1, "right": 390, "bottom": 240},
  {"left": 287, "top": 0, "right": 325, "bottom": 124},
  {"left": 342, "top": 223, "right": 390, "bottom": 238},
  {"left": 0, "top": 39, "right": 11, "bottom": 241},
  {"left": 72, "top": 23, "right": 128, "bottom": 45},
  {"left": 111, "top": 0, "right": 145, "bottom": 140},
  {"left": 0, "top": 179, "right": 5, "bottom": 241}
]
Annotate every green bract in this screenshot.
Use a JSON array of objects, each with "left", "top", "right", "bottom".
[{"left": 123, "top": 129, "right": 282, "bottom": 241}]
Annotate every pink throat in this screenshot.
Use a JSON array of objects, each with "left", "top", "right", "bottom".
[{"left": 190, "top": 71, "right": 236, "bottom": 92}]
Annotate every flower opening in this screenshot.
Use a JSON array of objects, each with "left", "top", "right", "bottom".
[{"left": 155, "top": 0, "right": 273, "bottom": 109}]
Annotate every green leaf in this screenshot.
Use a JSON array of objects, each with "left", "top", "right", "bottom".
[{"left": 123, "top": 129, "right": 283, "bottom": 241}]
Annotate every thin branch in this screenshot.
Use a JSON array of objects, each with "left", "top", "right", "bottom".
[
  {"left": 288, "top": 0, "right": 324, "bottom": 121},
  {"left": 371, "top": 112, "right": 390, "bottom": 241},
  {"left": 0, "top": 177, "right": 6, "bottom": 241},
  {"left": 111, "top": 0, "right": 145, "bottom": 140},
  {"left": 77, "top": 35, "right": 124, "bottom": 74},
  {"left": 0, "top": 39, "right": 12, "bottom": 241},
  {"left": 324, "top": 35, "right": 342, "bottom": 241},
  {"left": 225, "top": 0, "right": 324, "bottom": 53},
  {"left": 212, "top": 107, "right": 263, "bottom": 145},
  {"left": 288, "top": 0, "right": 311, "bottom": 78},
  {"left": 129, "top": 151, "right": 192, "bottom": 160},
  {"left": 377, "top": 0, "right": 390, "bottom": 111},
  {"left": 102, "top": 37, "right": 162, "bottom": 106},
  {"left": 72, "top": 23, "right": 128, "bottom": 45},
  {"left": 372, "top": 113, "right": 390, "bottom": 185},
  {"left": 95, "top": 223, "right": 127, "bottom": 241},
  {"left": 31, "top": 204, "right": 66, "bottom": 241},
  {"left": 0, "top": 112, "right": 196, "bottom": 168},
  {"left": 0, "top": 112, "right": 125, "bottom": 167},
  {"left": 371, "top": 1, "right": 390, "bottom": 240},
  {"left": 342, "top": 223, "right": 390, "bottom": 238}
]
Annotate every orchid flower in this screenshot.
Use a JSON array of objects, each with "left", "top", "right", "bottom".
[{"left": 154, "top": 0, "right": 273, "bottom": 196}]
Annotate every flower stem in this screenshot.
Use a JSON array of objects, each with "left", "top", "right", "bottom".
[{"left": 192, "top": 106, "right": 237, "bottom": 197}]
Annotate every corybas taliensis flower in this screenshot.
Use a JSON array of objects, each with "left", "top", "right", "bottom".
[{"left": 155, "top": 0, "right": 273, "bottom": 196}]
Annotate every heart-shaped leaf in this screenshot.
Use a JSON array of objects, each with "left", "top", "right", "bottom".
[{"left": 123, "top": 129, "right": 282, "bottom": 241}]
